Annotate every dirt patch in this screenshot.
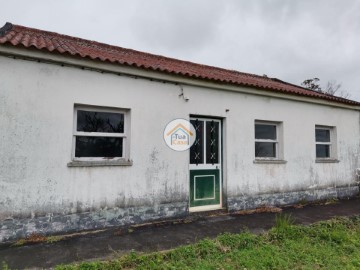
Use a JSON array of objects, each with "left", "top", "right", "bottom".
[{"left": 232, "top": 206, "right": 282, "bottom": 215}]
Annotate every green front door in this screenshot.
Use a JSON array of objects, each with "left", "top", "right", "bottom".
[
  {"left": 189, "top": 118, "right": 222, "bottom": 210},
  {"left": 190, "top": 169, "right": 220, "bottom": 207}
]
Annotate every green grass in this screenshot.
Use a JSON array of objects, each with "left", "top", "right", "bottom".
[
  {"left": 1, "top": 262, "right": 9, "bottom": 270},
  {"left": 53, "top": 216, "right": 360, "bottom": 269}
]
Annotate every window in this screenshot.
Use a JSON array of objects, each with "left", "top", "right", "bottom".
[
  {"left": 315, "top": 126, "right": 336, "bottom": 159},
  {"left": 255, "top": 121, "right": 283, "bottom": 160},
  {"left": 70, "top": 105, "right": 131, "bottom": 165}
]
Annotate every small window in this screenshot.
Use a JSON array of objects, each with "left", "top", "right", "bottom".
[
  {"left": 315, "top": 126, "right": 335, "bottom": 159},
  {"left": 73, "top": 106, "right": 130, "bottom": 161},
  {"left": 255, "top": 121, "right": 282, "bottom": 159}
]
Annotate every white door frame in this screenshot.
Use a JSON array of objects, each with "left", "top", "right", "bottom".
[{"left": 189, "top": 117, "right": 222, "bottom": 212}]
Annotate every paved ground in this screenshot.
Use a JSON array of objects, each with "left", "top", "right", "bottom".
[{"left": 1, "top": 198, "right": 360, "bottom": 269}]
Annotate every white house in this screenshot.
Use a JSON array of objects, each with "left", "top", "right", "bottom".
[{"left": 0, "top": 23, "right": 359, "bottom": 242}]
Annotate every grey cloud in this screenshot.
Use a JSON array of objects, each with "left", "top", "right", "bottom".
[
  {"left": 0, "top": 0, "right": 359, "bottom": 100},
  {"left": 127, "top": 0, "right": 226, "bottom": 55}
]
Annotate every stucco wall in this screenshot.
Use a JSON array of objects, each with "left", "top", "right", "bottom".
[{"left": 0, "top": 55, "right": 359, "bottom": 241}]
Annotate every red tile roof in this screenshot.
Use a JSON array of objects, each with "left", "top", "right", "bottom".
[{"left": 0, "top": 22, "right": 359, "bottom": 106}]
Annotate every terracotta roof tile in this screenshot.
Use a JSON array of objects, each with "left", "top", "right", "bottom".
[{"left": 0, "top": 22, "right": 359, "bottom": 106}]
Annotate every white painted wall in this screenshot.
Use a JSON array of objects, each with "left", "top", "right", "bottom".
[{"left": 0, "top": 55, "right": 359, "bottom": 221}]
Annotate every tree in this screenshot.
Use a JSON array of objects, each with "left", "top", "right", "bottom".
[
  {"left": 325, "top": 80, "right": 351, "bottom": 99},
  {"left": 301, "top": 78, "right": 351, "bottom": 99},
  {"left": 301, "top": 78, "right": 322, "bottom": 91}
]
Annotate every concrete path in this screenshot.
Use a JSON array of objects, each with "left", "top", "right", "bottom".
[{"left": 1, "top": 198, "right": 360, "bottom": 269}]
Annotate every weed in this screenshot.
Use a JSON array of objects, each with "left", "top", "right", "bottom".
[
  {"left": 11, "top": 233, "right": 65, "bottom": 247},
  {"left": 293, "top": 198, "right": 308, "bottom": 208},
  {"left": 298, "top": 198, "right": 308, "bottom": 205},
  {"left": 324, "top": 198, "right": 339, "bottom": 205},
  {"left": 217, "top": 231, "right": 258, "bottom": 250},
  {"left": 1, "top": 262, "right": 9, "bottom": 270},
  {"left": 46, "top": 235, "right": 64, "bottom": 243},
  {"left": 268, "top": 213, "right": 298, "bottom": 241},
  {"left": 275, "top": 213, "right": 295, "bottom": 229},
  {"left": 12, "top": 238, "right": 26, "bottom": 247}
]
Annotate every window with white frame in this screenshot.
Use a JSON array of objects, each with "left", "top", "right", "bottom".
[
  {"left": 73, "top": 106, "right": 130, "bottom": 161},
  {"left": 315, "top": 126, "right": 335, "bottom": 159},
  {"left": 255, "top": 121, "right": 282, "bottom": 159}
]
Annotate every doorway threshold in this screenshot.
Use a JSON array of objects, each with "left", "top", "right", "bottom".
[{"left": 189, "top": 205, "right": 224, "bottom": 213}]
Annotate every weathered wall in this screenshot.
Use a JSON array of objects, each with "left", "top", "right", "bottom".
[{"left": 0, "top": 55, "right": 359, "bottom": 242}]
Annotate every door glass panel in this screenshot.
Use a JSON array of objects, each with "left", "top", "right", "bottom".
[
  {"left": 190, "top": 119, "right": 204, "bottom": 165},
  {"left": 206, "top": 121, "right": 219, "bottom": 164}
]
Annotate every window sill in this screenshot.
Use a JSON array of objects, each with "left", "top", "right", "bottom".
[
  {"left": 315, "top": 159, "right": 340, "bottom": 163},
  {"left": 67, "top": 159, "right": 133, "bottom": 167},
  {"left": 253, "top": 159, "right": 287, "bottom": 164}
]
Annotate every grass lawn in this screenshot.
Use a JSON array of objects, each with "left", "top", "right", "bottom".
[{"left": 53, "top": 215, "right": 360, "bottom": 269}]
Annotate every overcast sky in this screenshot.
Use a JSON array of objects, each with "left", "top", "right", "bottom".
[{"left": 1, "top": 0, "right": 359, "bottom": 101}]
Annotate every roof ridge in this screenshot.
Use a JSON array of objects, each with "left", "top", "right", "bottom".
[
  {"left": 11, "top": 24, "right": 101, "bottom": 45},
  {"left": 10, "top": 24, "right": 265, "bottom": 80},
  {"left": 5, "top": 24, "right": 316, "bottom": 87}
]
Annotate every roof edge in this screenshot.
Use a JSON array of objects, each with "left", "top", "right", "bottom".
[
  {"left": 6, "top": 23, "right": 271, "bottom": 82},
  {"left": 0, "top": 23, "right": 359, "bottom": 106},
  {"left": 1, "top": 45, "right": 359, "bottom": 111},
  {"left": 0, "top": 22, "right": 13, "bottom": 37},
  {"left": 270, "top": 77, "right": 358, "bottom": 105}
]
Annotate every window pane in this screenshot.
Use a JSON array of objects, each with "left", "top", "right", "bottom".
[
  {"left": 206, "top": 121, "right": 219, "bottom": 164},
  {"left": 255, "top": 142, "right": 276, "bottom": 158},
  {"left": 316, "top": 144, "right": 330, "bottom": 158},
  {"left": 316, "top": 129, "right": 330, "bottom": 142},
  {"left": 75, "top": 136, "right": 123, "bottom": 158},
  {"left": 190, "top": 120, "right": 204, "bottom": 165},
  {"left": 77, "top": 110, "right": 124, "bottom": 133},
  {"left": 255, "top": 124, "right": 276, "bottom": 140}
]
